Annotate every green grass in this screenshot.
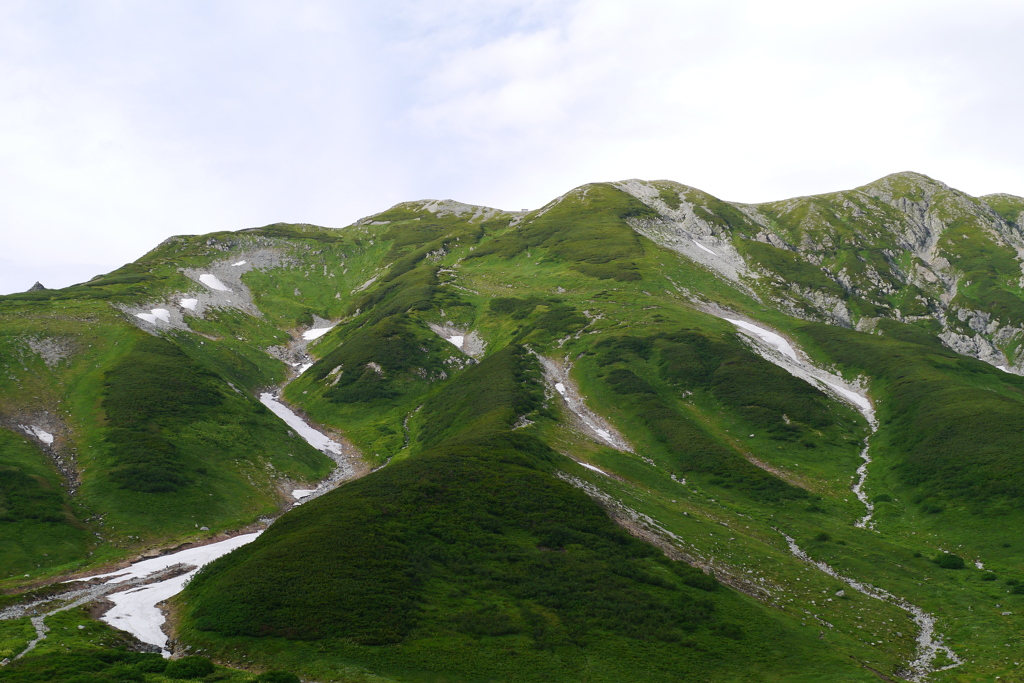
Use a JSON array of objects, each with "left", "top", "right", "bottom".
[
  {"left": 176, "top": 348, "right": 877, "bottom": 682},
  {"left": 0, "top": 429, "right": 91, "bottom": 577}
]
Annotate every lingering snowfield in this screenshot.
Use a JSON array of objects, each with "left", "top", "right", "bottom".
[
  {"left": 692, "top": 240, "right": 717, "bottom": 255},
  {"left": 824, "top": 381, "right": 873, "bottom": 415},
  {"left": 135, "top": 308, "right": 170, "bottom": 325},
  {"left": 292, "top": 489, "right": 315, "bottom": 499},
  {"left": 448, "top": 335, "right": 464, "bottom": 349},
  {"left": 538, "top": 356, "right": 633, "bottom": 452},
  {"left": 578, "top": 461, "right": 611, "bottom": 477},
  {"left": 714, "top": 314, "right": 880, "bottom": 528},
  {"left": 198, "top": 274, "right": 230, "bottom": 291},
  {"left": 90, "top": 533, "right": 262, "bottom": 652},
  {"left": 20, "top": 425, "right": 54, "bottom": 445},
  {"left": 724, "top": 318, "right": 798, "bottom": 360},
  {"left": 232, "top": 260, "right": 247, "bottom": 266},
  {"left": 179, "top": 298, "right": 198, "bottom": 310},
  {"left": 302, "top": 326, "right": 335, "bottom": 341},
  {"left": 259, "top": 393, "right": 344, "bottom": 455}
]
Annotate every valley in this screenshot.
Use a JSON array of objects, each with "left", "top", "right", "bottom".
[{"left": 0, "top": 172, "right": 1023, "bottom": 681}]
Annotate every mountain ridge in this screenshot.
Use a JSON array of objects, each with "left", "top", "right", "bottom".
[{"left": 1, "top": 171, "right": 1023, "bottom": 681}]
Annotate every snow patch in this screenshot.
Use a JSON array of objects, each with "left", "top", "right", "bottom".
[
  {"left": 539, "top": 356, "right": 632, "bottom": 452},
  {"left": 259, "top": 393, "right": 343, "bottom": 455},
  {"left": 578, "top": 461, "right": 611, "bottom": 477},
  {"left": 91, "top": 533, "right": 261, "bottom": 652},
  {"left": 302, "top": 326, "right": 335, "bottom": 341},
  {"left": 692, "top": 240, "right": 717, "bottom": 255},
  {"left": 179, "top": 298, "right": 198, "bottom": 310},
  {"left": 292, "top": 489, "right": 315, "bottom": 500},
  {"left": 428, "top": 323, "right": 485, "bottom": 357},
  {"left": 725, "top": 318, "right": 797, "bottom": 360},
  {"left": 231, "top": 260, "right": 247, "bottom": 266},
  {"left": 198, "top": 274, "right": 230, "bottom": 291},
  {"left": 258, "top": 393, "right": 356, "bottom": 502},
  {"left": 824, "top": 382, "right": 873, "bottom": 415},
  {"left": 20, "top": 425, "right": 54, "bottom": 445},
  {"left": 134, "top": 308, "right": 170, "bottom": 325}
]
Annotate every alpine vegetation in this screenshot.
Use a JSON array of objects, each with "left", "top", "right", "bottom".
[{"left": 1, "top": 172, "right": 1023, "bottom": 681}]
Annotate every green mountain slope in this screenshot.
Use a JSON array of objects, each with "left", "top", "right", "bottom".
[{"left": 2, "top": 174, "right": 1024, "bottom": 681}]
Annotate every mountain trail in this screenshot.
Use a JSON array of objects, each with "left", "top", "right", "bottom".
[{"left": 779, "top": 531, "right": 962, "bottom": 681}]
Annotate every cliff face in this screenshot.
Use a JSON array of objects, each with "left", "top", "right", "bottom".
[{"left": 618, "top": 172, "right": 1024, "bottom": 371}]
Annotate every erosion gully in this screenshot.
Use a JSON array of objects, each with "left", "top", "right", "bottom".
[
  {"left": 546, "top": 310, "right": 962, "bottom": 680},
  {"left": 717, "top": 315, "right": 962, "bottom": 680},
  {"left": 1, "top": 328, "right": 358, "bottom": 659}
]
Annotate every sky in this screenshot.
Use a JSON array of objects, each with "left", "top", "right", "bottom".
[{"left": 2, "top": 0, "right": 1024, "bottom": 294}]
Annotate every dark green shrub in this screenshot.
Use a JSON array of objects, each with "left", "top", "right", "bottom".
[
  {"left": 163, "top": 655, "right": 214, "bottom": 679},
  {"left": 106, "top": 663, "right": 144, "bottom": 681},
  {"left": 934, "top": 553, "right": 965, "bottom": 570},
  {"left": 813, "top": 532, "right": 831, "bottom": 542},
  {"left": 981, "top": 573, "right": 997, "bottom": 581},
  {"left": 873, "top": 494, "right": 893, "bottom": 503},
  {"left": 1011, "top": 584, "right": 1024, "bottom": 595},
  {"left": 254, "top": 673, "right": 301, "bottom": 683}
]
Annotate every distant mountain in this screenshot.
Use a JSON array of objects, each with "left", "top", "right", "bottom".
[{"left": 1, "top": 173, "right": 1023, "bottom": 681}]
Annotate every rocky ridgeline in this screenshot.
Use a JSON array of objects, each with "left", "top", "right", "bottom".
[{"left": 619, "top": 173, "right": 1024, "bottom": 372}]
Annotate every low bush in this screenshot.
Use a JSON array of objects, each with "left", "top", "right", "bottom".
[
  {"left": 163, "top": 655, "right": 214, "bottom": 679},
  {"left": 934, "top": 553, "right": 965, "bottom": 570}
]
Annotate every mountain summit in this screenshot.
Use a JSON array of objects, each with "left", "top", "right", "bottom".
[{"left": 1, "top": 173, "right": 1022, "bottom": 682}]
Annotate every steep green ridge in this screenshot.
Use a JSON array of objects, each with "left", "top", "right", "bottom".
[
  {"left": 0, "top": 429, "right": 89, "bottom": 576},
  {"left": 1, "top": 175, "right": 1024, "bottom": 680},
  {"left": 177, "top": 347, "right": 870, "bottom": 682},
  {"left": 799, "top": 320, "right": 1024, "bottom": 511}
]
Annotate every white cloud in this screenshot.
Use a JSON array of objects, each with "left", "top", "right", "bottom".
[{"left": 1, "top": 0, "right": 1023, "bottom": 293}]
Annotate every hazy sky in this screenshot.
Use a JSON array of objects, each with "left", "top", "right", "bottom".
[{"left": 2, "top": 0, "right": 1023, "bottom": 293}]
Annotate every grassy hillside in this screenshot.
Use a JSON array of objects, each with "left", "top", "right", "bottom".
[
  {"left": 3, "top": 174, "right": 1024, "bottom": 680},
  {"left": 177, "top": 347, "right": 875, "bottom": 682}
]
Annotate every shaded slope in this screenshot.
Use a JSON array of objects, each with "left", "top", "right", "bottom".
[{"left": 176, "top": 347, "right": 873, "bottom": 682}]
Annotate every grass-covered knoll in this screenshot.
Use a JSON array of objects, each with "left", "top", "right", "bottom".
[
  {"left": 800, "top": 319, "right": 1024, "bottom": 512},
  {"left": 82, "top": 333, "right": 332, "bottom": 537},
  {"left": 0, "top": 429, "right": 90, "bottom": 577},
  {"left": 468, "top": 183, "right": 652, "bottom": 281},
  {"left": 177, "top": 348, "right": 872, "bottom": 682},
  {"left": 982, "top": 192, "right": 1024, "bottom": 227},
  {"left": 934, "top": 211, "right": 1024, "bottom": 329},
  {"left": 575, "top": 327, "right": 862, "bottom": 501}
]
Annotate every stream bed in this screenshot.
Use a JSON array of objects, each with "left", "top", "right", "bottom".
[{"left": 5, "top": 396, "right": 355, "bottom": 658}]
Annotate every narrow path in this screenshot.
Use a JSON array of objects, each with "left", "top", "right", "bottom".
[
  {"left": 779, "top": 531, "right": 962, "bottom": 681},
  {"left": 852, "top": 443, "right": 875, "bottom": 529}
]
